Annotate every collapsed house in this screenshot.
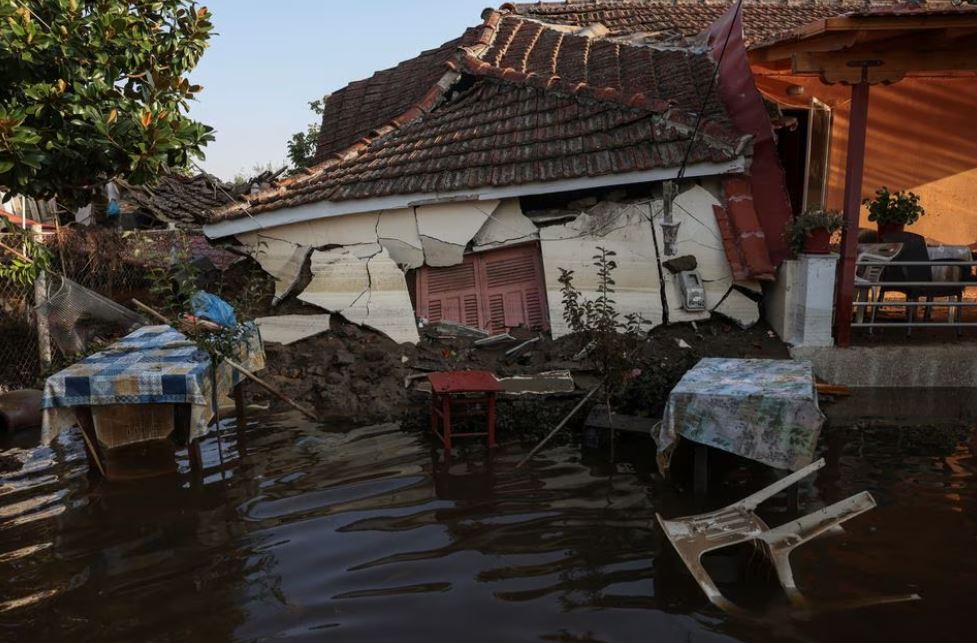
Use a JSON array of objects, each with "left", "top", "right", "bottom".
[
  {"left": 111, "top": 169, "right": 282, "bottom": 230},
  {"left": 205, "top": 6, "right": 795, "bottom": 344}
]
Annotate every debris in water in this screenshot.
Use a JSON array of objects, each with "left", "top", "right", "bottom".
[{"left": 657, "top": 458, "right": 922, "bottom": 616}]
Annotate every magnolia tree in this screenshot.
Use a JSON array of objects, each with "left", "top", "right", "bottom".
[{"left": 0, "top": 0, "right": 215, "bottom": 206}]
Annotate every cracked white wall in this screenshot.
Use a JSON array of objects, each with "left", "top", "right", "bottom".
[
  {"left": 473, "top": 199, "right": 539, "bottom": 252},
  {"left": 539, "top": 201, "right": 666, "bottom": 338},
  {"left": 298, "top": 244, "right": 419, "bottom": 345},
  {"left": 235, "top": 233, "right": 311, "bottom": 303},
  {"left": 236, "top": 191, "right": 757, "bottom": 343},
  {"left": 415, "top": 200, "right": 499, "bottom": 266},
  {"left": 650, "top": 184, "right": 759, "bottom": 327}
]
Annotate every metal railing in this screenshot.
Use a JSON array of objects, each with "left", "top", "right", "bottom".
[{"left": 852, "top": 259, "right": 977, "bottom": 329}]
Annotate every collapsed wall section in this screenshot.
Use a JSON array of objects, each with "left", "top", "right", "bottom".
[{"left": 237, "top": 186, "right": 761, "bottom": 344}]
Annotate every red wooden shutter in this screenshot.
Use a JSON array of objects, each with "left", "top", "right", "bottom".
[
  {"left": 478, "top": 245, "right": 549, "bottom": 333},
  {"left": 417, "top": 243, "right": 549, "bottom": 334},
  {"left": 416, "top": 256, "right": 483, "bottom": 328}
]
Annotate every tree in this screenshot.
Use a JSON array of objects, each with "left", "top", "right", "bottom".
[
  {"left": 286, "top": 98, "right": 323, "bottom": 172},
  {"left": 0, "top": 1, "right": 216, "bottom": 206}
]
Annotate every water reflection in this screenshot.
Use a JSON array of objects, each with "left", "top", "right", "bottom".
[{"left": 0, "top": 399, "right": 974, "bottom": 642}]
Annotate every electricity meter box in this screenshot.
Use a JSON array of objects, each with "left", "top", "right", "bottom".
[{"left": 678, "top": 270, "right": 706, "bottom": 311}]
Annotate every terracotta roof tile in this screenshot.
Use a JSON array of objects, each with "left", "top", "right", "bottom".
[
  {"left": 506, "top": 1, "right": 873, "bottom": 46},
  {"left": 236, "top": 78, "right": 742, "bottom": 216},
  {"left": 312, "top": 29, "right": 481, "bottom": 164},
  {"left": 216, "top": 11, "right": 751, "bottom": 221}
]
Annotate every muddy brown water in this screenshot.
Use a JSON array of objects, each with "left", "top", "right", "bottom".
[{"left": 1, "top": 391, "right": 975, "bottom": 642}]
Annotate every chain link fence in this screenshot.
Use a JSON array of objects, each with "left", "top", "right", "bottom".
[
  {"left": 0, "top": 228, "right": 221, "bottom": 391},
  {"left": 0, "top": 272, "right": 40, "bottom": 392}
]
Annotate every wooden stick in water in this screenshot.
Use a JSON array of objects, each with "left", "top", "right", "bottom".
[
  {"left": 516, "top": 382, "right": 603, "bottom": 469},
  {"left": 131, "top": 299, "right": 319, "bottom": 422}
]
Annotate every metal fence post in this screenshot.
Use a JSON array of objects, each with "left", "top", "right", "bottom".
[{"left": 31, "top": 224, "right": 51, "bottom": 370}]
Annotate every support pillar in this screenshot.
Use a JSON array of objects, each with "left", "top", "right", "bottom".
[{"left": 834, "top": 81, "right": 871, "bottom": 347}]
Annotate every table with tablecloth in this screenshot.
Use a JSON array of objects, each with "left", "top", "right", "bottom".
[
  {"left": 655, "top": 358, "right": 825, "bottom": 476},
  {"left": 926, "top": 243, "right": 974, "bottom": 283},
  {"left": 42, "top": 324, "right": 265, "bottom": 447}
]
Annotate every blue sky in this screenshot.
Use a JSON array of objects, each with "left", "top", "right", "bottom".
[{"left": 189, "top": 0, "right": 491, "bottom": 180}]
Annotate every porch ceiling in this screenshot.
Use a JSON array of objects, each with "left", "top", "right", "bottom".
[{"left": 749, "top": 8, "right": 977, "bottom": 84}]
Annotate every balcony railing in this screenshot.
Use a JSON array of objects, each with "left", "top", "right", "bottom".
[{"left": 852, "top": 259, "right": 977, "bottom": 330}]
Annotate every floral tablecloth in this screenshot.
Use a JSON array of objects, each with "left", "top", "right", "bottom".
[
  {"left": 655, "top": 358, "right": 825, "bottom": 475},
  {"left": 42, "top": 324, "right": 265, "bottom": 445}
]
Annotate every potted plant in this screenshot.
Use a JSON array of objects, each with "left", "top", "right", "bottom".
[
  {"left": 864, "top": 187, "right": 925, "bottom": 239},
  {"left": 785, "top": 209, "right": 843, "bottom": 255}
]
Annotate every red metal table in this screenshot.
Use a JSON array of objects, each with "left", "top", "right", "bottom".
[{"left": 428, "top": 371, "right": 503, "bottom": 449}]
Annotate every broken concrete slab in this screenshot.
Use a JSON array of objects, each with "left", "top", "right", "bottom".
[
  {"left": 496, "top": 370, "right": 575, "bottom": 395},
  {"left": 299, "top": 245, "right": 419, "bottom": 344},
  {"left": 377, "top": 208, "right": 424, "bottom": 268},
  {"left": 361, "top": 249, "right": 422, "bottom": 344},
  {"left": 473, "top": 333, "right": 516, "bottom": 346},
  {"left": 424, "top": 321, "right": 489, "bottom": 339},
  {"left": 714, "top": 287, "right": 760, "bottom": 329},
  {"left": 255, "top": 314, "right": 333, "bottom": 346},
  {"left": 416, "top": 201, "right": 498, "bottom": 266},
  {"left": 472, "top": 199, "right": 538, "bottom": 253},
  {"left": 236, "top": 234, "right": 311, "bottom": 303}
]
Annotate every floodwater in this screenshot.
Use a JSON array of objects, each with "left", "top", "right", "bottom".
[{"left": 1, "top": 392, "right": 975, "bottom": 642}]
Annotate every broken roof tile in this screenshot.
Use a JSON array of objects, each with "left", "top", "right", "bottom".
[{"left": 505, "top": 1, "right": 870, "bottom": 46}]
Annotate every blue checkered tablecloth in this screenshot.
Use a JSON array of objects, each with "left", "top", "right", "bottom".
[{"left": 42, "top": 324, "right": 265, "bottom": 444}]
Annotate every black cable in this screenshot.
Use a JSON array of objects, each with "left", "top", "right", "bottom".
[{"left": 676, "top": 0, "right": 745, "bottom": 180}]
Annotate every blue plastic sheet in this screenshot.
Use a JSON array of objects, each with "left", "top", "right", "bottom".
[{"left": 191, "top": 291, "right": 238, "bottom": 327}]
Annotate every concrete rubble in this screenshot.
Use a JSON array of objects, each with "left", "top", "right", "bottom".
[{"left": 255, "top": 314, "right": 333, "bottom": 346}]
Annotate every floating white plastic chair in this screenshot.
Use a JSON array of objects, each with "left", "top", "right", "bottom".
[{"left": 657, "top": 458, "right": 921, "bottom": 616}]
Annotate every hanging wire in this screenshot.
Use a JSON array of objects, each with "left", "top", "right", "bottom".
[{"left": 676, "top": 0, "right": 745, "bottom": 181}]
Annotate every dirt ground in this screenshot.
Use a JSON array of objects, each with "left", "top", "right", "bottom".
[{"left": 256, "top": 310, "right": 790, "bottom": 434}]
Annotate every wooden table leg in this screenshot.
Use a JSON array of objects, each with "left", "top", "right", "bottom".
[
  {"left": 694, "top": 442, "right": 708, "bottom": 498},
  {"left": 442, "top": 395, "right": 453, "bottom": 451},
  {"left": 430, "top": 393, "right": 440, "bottom": 442},
  {"left": 74, "top": 407, "right": 108, "bottom": 478},
  {"left": 486, "top": 394, "right": 497, "bottom": 448},
  {"left": 234, "top": 383, "right": 246, "bottom": 427},
  {"left": 233, "top": 383, "right": 249, "bottom": 457},
  {"left": 189, "top": 438, "right": 203, "bottom": 473}
]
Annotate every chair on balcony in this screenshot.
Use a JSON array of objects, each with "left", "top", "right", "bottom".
[
  {"left": 877, "top": 231, "right": 965, "bottom": 336},
  {"left": 854, "top": 244, "right": 901, "bottom": 329}
]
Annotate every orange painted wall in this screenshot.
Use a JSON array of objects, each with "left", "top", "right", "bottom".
[{"left": 757, "top": 75, "right": 977, "bottom": 245}]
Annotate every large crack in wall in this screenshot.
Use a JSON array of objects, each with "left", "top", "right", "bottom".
[{"left": 238, "top": 187, "right": 760, "bottom": 344}]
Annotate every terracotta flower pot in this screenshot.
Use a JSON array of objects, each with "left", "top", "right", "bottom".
[
  {"left": 802, "top": 227, "right": 831, "bottom": 254},
  {"left": 877, "top": 222, "right": 905, "bottom": 240}
]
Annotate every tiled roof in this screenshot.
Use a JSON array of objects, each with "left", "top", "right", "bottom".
[
  {"left": 462, "top": 13, "right": 730, "bottom": 121},
  {"left": 505, "top": 1, "right": 871, "bottom": 46},
  {"left": 217, "top": 11, "right": 749, "bottom": 220},
  {"left": 313, "top": 30, "right": 482, "bottom": 164},
  {"left": 118, "top": 173, "right": 249, "bottom": 228},
  {"left": 239, "top": 78, "right": 743, "bottom": 213}
]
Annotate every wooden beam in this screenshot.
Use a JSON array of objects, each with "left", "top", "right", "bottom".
[
  {"left": 834, "top": 81, "right": 871, "bottom": 348},
  {"left": 792, "top": 49, "right": 977, "bottom": 83},
  {"left": 823, "top": 15, "right": 977, "bottom": 33},
  {"left": 750, "top": 31, "right": 858, "bottom": 63}
]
